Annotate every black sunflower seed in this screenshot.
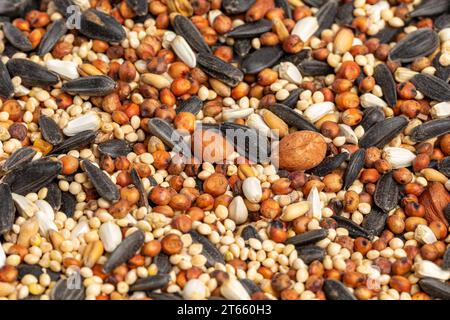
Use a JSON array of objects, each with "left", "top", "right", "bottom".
[
  {"left": 283, "top": 49, "right": 311, "bottom": 66},
  {"left": 241, "top": 45, "right": 284, "bottom": 74},
  {"left": 0, "top": 183, "right": 15, "bottom": 234},
  {"left": 37, "top": 19, "right": 68, "bottom": 56},
  {"left": 323, "top": 279, "right": 357, "bottom": 300},
  {"left": 296, "top": 245, "right": 326, "bottom": 264},
  {"left": 418, "top": 278, "right": 450, "bottom": 300},
  {"left": 197, "top": 52, "right": 244, "bottom": 87},
  {"left": 97, "top": 139, "right": 132, "bottom": 158},
  {"left": 130, "top": 168, "right": 149, "bottom": 209},
  {"left": 374, "top": 63, "right": 397, "bottom": 108},
  {"left": 17, "top": 264, "right": 60, "bottom": 282},
  {"left": 360, "top": 107, "right": 385, "bottom": 131},
  {"left": 222, "top": 0, "right": 255, "bottom": 14},
  {"left": 82, "top": 160, "right": 119, "bottom": 202},
  {"left": 315, "top": 0, "right": 338, "bottom": 36},
  {"left": 241, "top": 225, "right": 263, "bottom": 242},
  {"left": 148, "top": 118, "right": 192, "bottom": 157},
  {"left": 234, "top": 39, "right": 252, "bottom": 58},
  {"left": 240, "top": 279, "right": 262, "bottom": 295},
  {"left": 438, "top": 157, "right": 450, "bottom": 177},
  {"left": 103, "top": 230, "right": 145, "bottom": 273},
  {"left": 0, "top": 0, "right": 33, "bottom": 17},
  {"left": 279, "top": 88, "right": 303, "bottom": 109},
  {"left": 285, "top": 229, "right": 328, "bottom": 246},
  {"left": 389, "top": 28, "right": 439, "bottom": 63},
  {"left": 39, "top": 115, "right": 64, "bottom": 146},
  {"left": 443, "top": 247, "right": 450, "bottom": 270},
  {"left": 130, "top": 274, "right": 170, "bottom": 292},
  {"left": 2, "top": 22, "right": 32, "bottom": 51},
  {"left": 227, "top": 19, "right": 272, "bottom": 39},
  {"left": 62, "top": 75, "right": 117, "bottom": 97},
  {"left": 7, "top": 58, "right": 59, "bottom": 88},
  {"left": 344, "top": 149, "right": 366, "bottom": 190},
  {"left": 173, "top": 15, "right": 212, "bottom": 54},
  {"left": 359, "top": 116, "right": 408, "bottom": 149},
  {"left": 311, "top": 152, "right": 348, "bottom": 177},
  {"left": 275, "top": 0, "right": 292, "bottom": 19},
  {"left": 44, "top": 182, "right": 62, "bottom": 211},
  {"left": 53, "top": 0, "right": 75, "bottom": 17},
  {"left": 302, "top": 0, "right": 325, "bottom": 7},
  {"left": 268, "top": 103, "right": 318, "bottom": 132},
  {"left": 5, "top": 159, "right": 62, "bottom": 195},
  {"left": 60, "top": 191, "right": 76, "bottom": 218},
  {"left": 126, "top": 0, "right": 148, "bottom": 16},
  {"left": 409, "top": 0, "right": 450, "bottom": 18},
  {"left": 298, "top": 60, "right": 334, "bottom": 76},
  {"left": 411, "top": 73, "right": 450, "bottom": 102},
  {"left": 148, "top": 293, "right": 182, "bottom": 300},
  {"left": 410, "top": 118, "right": 450, "bottom": 143},
  {"left": 51, "top": 130, "right": 97, "bottom": 155},
  {"left": 153, "top": 252, "right": 171, "bottom": 274},
  {"left": 336, "top": 2, "right": 354, "bottom": 25},
  {"left": 332, "top": 215, "right": 373, "bottom": 239},
  {"left": 176, "top": 96, "right": 203, "bottom": 115},
  {"left": 0, "top": 59, "right": 14, "bottom": 99},
  {"left": 1, "top": 146, "right": 36, "bottom": 173},
  {"left": 362, "top": 206, "right": 388, "bottom": 237},
  {"left": 374, "top": 172, "right": 399, "bottom": 212},
  {"left": 189, "top": 230, "right": 225, "bottom": 267},
  {"left": 79, "top": 9, "right": 126, "bottom": 43},
  {"left": 374, "top": 26, "right": 401, "bottom": 44}
]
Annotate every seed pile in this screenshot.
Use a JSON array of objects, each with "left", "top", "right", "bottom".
[{"left": 0, "top": 0, "right": 448, "bottom": 301}]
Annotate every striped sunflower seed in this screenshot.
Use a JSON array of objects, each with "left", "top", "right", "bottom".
[
  {"left": 410, "top": 0, "right": 450, "bottom": 18},
  {"left": 82, "top": 160, "right": 119, "bottom": 202},
  {"left": 103, "top": 230, "right": 145, "bottom": 273},
  {"left": 362, "top": 206, "right": 388, "bottom": 237},
  {"left": 189, "top": 230, "right": 225, "bottom": 267},
  {"left": 1, "top": 146, "right": 36, "bottom": 173},
  {"left": 176, "top": 96, "right": 203, "bottom": 115},
  {"left": 343, "top": 149, "right": 365, "bottom": 190},
  {"left": 51, "top": 130, "right": 97, "bottom": 155},
  {"left": 53, "top": 0, "right": 75, "bottom": 17},
  {"left": 275, "top": 0, "right": 292, "bottom": 18},
  {"left": 240, "top": 279, "right": 262, "bottom": 295},
  {"left": 5, "top": 159, "right": 62, "bottom": 195},
  {"left": 197, "top": 52, "right": 243, "bottom": 87},
  {"left": 98, "top": 139, "right": 132, "bottom": 158},
  {"left": 0, "top": 0, "right": 31, "bottom": 17},
  {"left": 374, "top": 26, "right": 400, "bottom": 44},
  {"left": 130, "top": 168, "right": 149, "bottom": 209},
  {"left": 79, "top": 9, "right": 126, "bottom": 43},
  {"left": 438, "top": 157, "right": 450, "bottom": 177},
  {"left": 61, "top": 75, "right": 117, "bottom": 97},
  {"left": 0, "top": 183, "right": 15, "bottom": 234},
  {"left": 154, "top": 252, "right": 171, "bottom": 274},
  {"left": 148, "top": 118, "right": 191, "bottom": 157},
  {"left": 173, "top": 15, "right": 212, "bottom": 54},
  {"left": 279, "top": 88, "right": 303, "bottom": 109},
  {"left": 2, "top": 22, "right": 32, "bottom": 52},
  {"left": 44, "top": 182, "right": 62, "bottom": 211},
  {"left": 389, "top": 28, "right": 439, "bottom": 63},
  {"left": 37, "top": 19, "right": 68, "bottom": 56},
  {"left": 433, "top": 53, "right": 450, "bottom": 82},
  {"left": 0, "top": 59, "right": 13, "bottom": 99},
  {"left": 39, "top": 115, "right": 64, "bottom": 146},
  {"left": 234, "top": 39, "right": 252, "bottom": 58},
  {"left": 298, "top": 60, "right": 334, "bottom": 76},
  {"left": 374, "top": 63, "right": 397, "bottom": 108},
  {"left": 360, "top": 107, "right": 385, "bottom": 131},
  {"left": 51, "top": 275, "right": 85, "bottom": 300},
  {"left": 7, "top": 58, "right": 59, "bottom": 88},
  {"left": 315, "top": 0, "right": 338, "bottom": 36},
  {"left": 296, "top": 245, "right": 325, "bottom": 264},
  {"left": 359, "top": 116, "right": 408, "bottom": 148},
  {"left": 410, "top": 73, "right": 450, "bottom": 102},
  {"left": 374, "top": 172, "right": 399, "bottom": 212},
  {"left": 410, "top": 118, "right": 450, "bottom": 142},
  {"left": 60, "top": 192, "right": 76, "bottom": 218},
  {"left": 311, "top": 152, "right": 348, "bottom": 177}
]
